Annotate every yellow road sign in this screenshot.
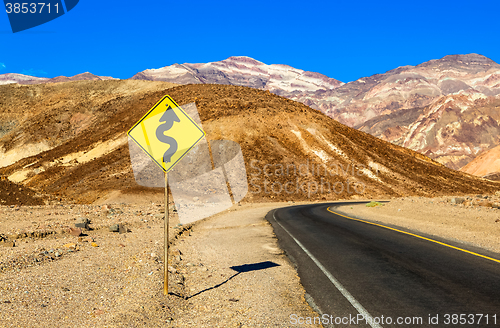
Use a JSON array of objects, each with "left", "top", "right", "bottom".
[{"left": 127, "top": 95, "right": 206, "bottom": 173}]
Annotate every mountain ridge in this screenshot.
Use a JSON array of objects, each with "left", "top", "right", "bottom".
[
  {"left": 1, "top": 81, "right": 498, "bottom": 204},
  {"left": 129, "top": 56, "right": 344, "bottom": 94},
  {"left": 3, "top": 54, "right": 500, "bottom": 172},
  {"left": 0, "top": 72, "right": 116, "bottom": 85}
]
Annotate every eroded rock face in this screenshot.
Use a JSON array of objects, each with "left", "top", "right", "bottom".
[
  {"left": 307, "top": 54, "right": 500, "bottom": 169},
  {"left": 359, "top": 93, "right": 500, "bottom": 169}
]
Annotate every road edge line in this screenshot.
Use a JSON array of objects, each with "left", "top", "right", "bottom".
[{"left": 272, "top": 211, "right": 383, "bottom": 328}]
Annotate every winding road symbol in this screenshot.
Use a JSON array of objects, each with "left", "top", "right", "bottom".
[
  {"left": 127, "top": 95, "right": 206, "bottom": 173},
  {"left": 155, "top": 105, "right": 180, "bottom": 163}
]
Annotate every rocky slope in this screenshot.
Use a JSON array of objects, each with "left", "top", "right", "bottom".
[
  {"left": 3, "top": 54, "right": 500, "bottom": 171},
  {"left": 461, "top": 144, "right": 500, "bottom": 180},
  {"left": 307, "top": 54, "right": 500, "bottom": 169},
  {"left": 0, "top": 80, "right": 498, "bottom": 205},
  {"left": 359, "top": 93, "right": 500, "bottom": 169}
]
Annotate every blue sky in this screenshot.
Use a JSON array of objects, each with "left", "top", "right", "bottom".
[{"left": 1, "top": 0, "right": 500, "bottom": 82}]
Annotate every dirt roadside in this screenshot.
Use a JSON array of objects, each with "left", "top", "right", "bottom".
[
  {"left": 170, "top": 202, "right": 321, "bottom": 327},
  {"left": 3, "top": 194, "right": 498, "bottom": 327},
  {"left": 0, "top": 199, "right": 321, "bottom": 328}
]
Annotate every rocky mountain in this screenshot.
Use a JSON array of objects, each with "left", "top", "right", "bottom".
[
  {"left": 302, "top": 54, "right": 500, "bottom": 126},
  {"left": 461, "top": 144, "right": 500, "bottom": 181},
  {"left": 358, "top": 93, "right": 500, "bottom": 169},
  {"left": 0, "top": 80, "right": 498, "bottom": 205},
  {"left": 129, "top": 56, "right": 344, "bottom": 95},
  {"left": 0, "top": 72, "right": 115, "bottom": 85},
  {"left": 345, "top": 54, "right": 500, "bottom": 169},
  {"left": 0, "top": 73, "right": 49, "bottom": 85},
  {"left": 130, "top": 54, "right": 500, "bottom": 170},
  {"left": 4, "top": 54, "right": 500, "bottom": 171}
]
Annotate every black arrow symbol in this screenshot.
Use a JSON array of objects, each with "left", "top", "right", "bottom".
[
  {"left": 158, "top": 105, "right": 180, "bottom": 129},
  {"left": 156, "top": 105, "right": 181, "bottom": 163}
]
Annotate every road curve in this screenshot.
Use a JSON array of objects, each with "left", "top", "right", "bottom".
[{"left": 268, "top": 202, "right": 500, "bottom": 328}]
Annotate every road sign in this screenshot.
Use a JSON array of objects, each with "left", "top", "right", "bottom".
[
  {"left": 127, "top": 95, "right": 206, "bottom": 295},
  {"left": 127, "top": 95, "right": 206, "bottom": 173}
]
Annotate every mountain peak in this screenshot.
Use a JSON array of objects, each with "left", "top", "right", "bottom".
[
  {"left": 224, "top": 56, "right": 265, "bottom": 66},
  {"left": 440, "top": 53, "right": 496, "bottom": 65},
  {"left": 417, "top": 53, "right": 499, "bottom": 71},
  {"left": 131, "top": 56, "right": 343, "bottom": 94}
]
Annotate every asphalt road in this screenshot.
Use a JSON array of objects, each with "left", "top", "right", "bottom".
[{"left": 268, "top": 203, "right": 500, "bottom": 328}]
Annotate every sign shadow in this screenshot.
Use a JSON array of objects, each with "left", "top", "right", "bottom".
[{"left": 179, "top": 261, "right": 280, "bottom": 300}]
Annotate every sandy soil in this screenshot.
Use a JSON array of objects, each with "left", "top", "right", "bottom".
[
  {"left": 0, "top": 198, "right": 320, "bottom": 328},
  {"left": 2, "top": 191, "right": 499, "bottom": 327},
  {"left": 336, "top": 194, "right": 500, "bottom": 255},
  {"left": 169, "top": 202, "right": 320, "bottom": 327}
]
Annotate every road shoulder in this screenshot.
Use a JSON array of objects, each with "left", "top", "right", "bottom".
[{"left": 170, "top": 202, "right": 322, "bottom": 327}]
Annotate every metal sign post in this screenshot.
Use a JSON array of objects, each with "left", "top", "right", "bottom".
[{"left": 164, "top": 172, "right": 169, "bottom": 295}]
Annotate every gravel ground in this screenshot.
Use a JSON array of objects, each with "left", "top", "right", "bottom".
[
  {"left": 5, "top": 194, "right": 497, "bottom": 327},
  {"left": 0, "top": 201, "right": 321, "bottom": 327},
  {"left": 169, "top": 202, "right": 321, "bottom": 327},
  {"left": 0, "top": 202, "right": 180, "bottom": 327}
]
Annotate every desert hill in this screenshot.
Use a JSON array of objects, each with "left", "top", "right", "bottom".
[
  {"left": 294, "top": 54, "right": 500, "bottom": 126},
  {"left": 131, "top": 54, "right": 500, "bottom": 170},
  {"left": 42, "top": 72, "right": 116, "bottom": 84},
  {"left": 3, "top": 55, "right": 500, "bottom": 171},
  {"left": 0, "top": 80, "right": 499, "bottom": 204},
  {"left": 461, "top": 144, "right": 500, "bottom": 181}
]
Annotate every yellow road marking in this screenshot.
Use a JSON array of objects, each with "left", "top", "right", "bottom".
[{"left": 326, "top": 207, "right": 500, "bottom": 264}]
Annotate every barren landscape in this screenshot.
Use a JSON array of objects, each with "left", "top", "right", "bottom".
[
  {"left": 1, "top": 193, "right": 499, "bottom": 327},
  {"left": 0, "top": 199, "right": 324, "bottom": 327},
  {"left": 1, "top": 81, "right": 498, "bottom": 206},
  {"left": 3, "top": 0, "right": 500, "bottom": 324},
  {"left": 1, "top": 79, "right": 499, "bottom": 327}
]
